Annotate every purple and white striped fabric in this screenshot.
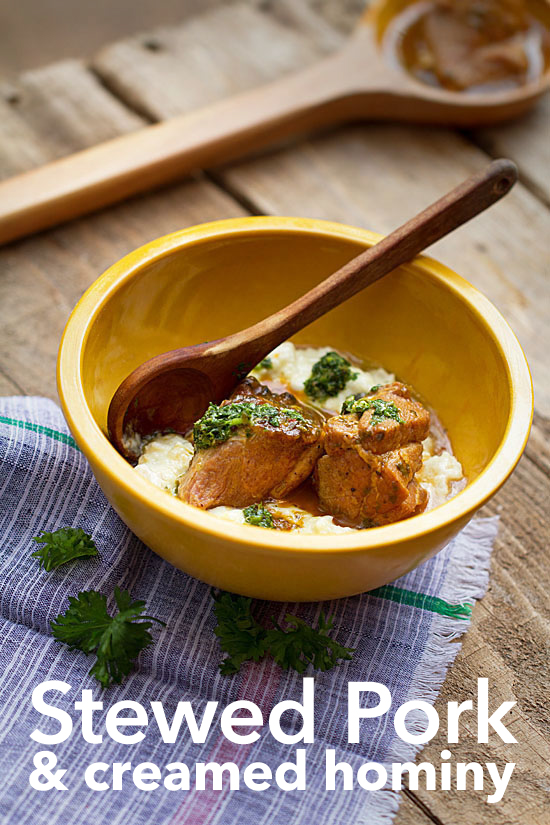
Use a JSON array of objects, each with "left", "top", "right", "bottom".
[{"left": 0, "top": 397, "right": 497, "bottom": 825}]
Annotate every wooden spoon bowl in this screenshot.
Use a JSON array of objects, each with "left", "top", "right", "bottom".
[{"left": 354, "top": 0, "right": 550, "bottom": 123}]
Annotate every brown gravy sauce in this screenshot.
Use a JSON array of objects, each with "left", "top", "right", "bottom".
[{"left": 278, "top": 477, "right": 326, "bottom": 519}]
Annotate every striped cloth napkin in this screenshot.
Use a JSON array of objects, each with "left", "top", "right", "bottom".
[{"left": 0, "top": 396, "right": 498, "bottom": 825}]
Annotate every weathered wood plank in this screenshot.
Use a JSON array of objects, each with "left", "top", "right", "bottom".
[
  {"left": 0, "top": 179, "right": 246, "bottom": 401},
  {"left": 0, "top": 60, "right": 144, "bottom": 178},
  {"left": 0, "top": 60, "right": 246, "bottom": 400},
  {"left": 93, "top": 3, "right": 325, "bottom": 120},
  {"left": 303, "top": 0, "right": 366, "bottom": 35},
  {"left": 0, "top": 370, "right": 22, "bottom": 395},
  {"left": 394, "top": 791, "right": 438, "bottom": 825},
  {"left": 394, "top": 449, "right": 550, "bottom": 825},
  {"left": 525, "top": 412, "right": 550, "bottom": 478},
  {"left": 0, "top": 0, "right": 227, "bottom": 78},
  {"left": 264, "top": 0, "right": 344, "bottom": 52}
]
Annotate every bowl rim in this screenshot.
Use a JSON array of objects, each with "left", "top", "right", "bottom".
[{"left": 57, "top": 216, "right": 533, "bottom": 554}]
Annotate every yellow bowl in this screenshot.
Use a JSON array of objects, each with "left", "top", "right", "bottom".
[{"left": 57, "top": 217, "right": 532, "bottom": 601}]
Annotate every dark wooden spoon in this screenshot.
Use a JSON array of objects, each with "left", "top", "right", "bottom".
[{"left": 108, "top": 159, "right": 517, "bottom": 458}]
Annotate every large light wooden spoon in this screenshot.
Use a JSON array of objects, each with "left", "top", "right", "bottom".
[
  {"left": 108, "top": 159, "right": 517, "bottom": 458},
  {"left": 0, "top": 0, "right": 546, "bottom": 246}
]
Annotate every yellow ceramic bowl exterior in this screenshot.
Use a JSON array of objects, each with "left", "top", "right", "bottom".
[{"left": 58, "top": 217, "right": 532, "bottom": 601}]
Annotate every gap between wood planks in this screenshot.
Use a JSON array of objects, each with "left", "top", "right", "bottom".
[
  {"left": 467, "top": 128, "right": 550, "bottom": 209},
  {"left": 402, "top": 788, "right": 446, "bottom": 825},
  {"left": 0, "top": 366, "right": 24, "bottom": 395}
]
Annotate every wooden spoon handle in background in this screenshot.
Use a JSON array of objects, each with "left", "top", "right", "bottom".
[
  {"left": 0, "top": 53, "right": 371, "bottom": 247},
  {"left": 0, "top": 18, "right": 535, "bottom": 250}
]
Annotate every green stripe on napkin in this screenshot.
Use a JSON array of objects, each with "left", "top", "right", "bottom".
[
  {"left": 371, "top": 584, "right": 473, "bottom": 619},
  {"left": 0, "top": 414, "right": 79, "bottom": 450}
]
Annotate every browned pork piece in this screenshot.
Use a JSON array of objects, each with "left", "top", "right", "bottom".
[
  {"left": 314, "top": 382, "right": 430, "bottom": 527},
  {"left": 178, "top": 377, "right": 323, "bottom": 509}
]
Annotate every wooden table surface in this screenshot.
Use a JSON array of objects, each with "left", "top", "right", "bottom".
[{"left": 0, "top": 2, "right": 548, "bottom": 822}]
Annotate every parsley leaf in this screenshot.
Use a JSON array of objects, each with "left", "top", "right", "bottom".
[
  {"left": 212, "top": 591, "right": 268, "bottom": 675},
  {"left": 32, "top": 527, "right": 99, "bottom": 571},
  {"left": 304, "top": 352, "right": 358, "bottom": 401},
  {"left": 243, "top": 503, "right": 275, "bottom": 529},
  {"left": 194, "top": 401, "right": 306, "bottom": 451},
  {"left": 341, "top": 395, "right": 403, "bottom": 425},
  {"left": 266, "top": 613, "right": 354, "bottom": 673},
  {"left": 212, "top": 591, "right": 354, "bottom": 675},
  {"left": 51, "top": 587, "right": 165, "bottom": 688}
]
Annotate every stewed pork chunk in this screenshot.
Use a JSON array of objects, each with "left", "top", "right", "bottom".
[
  {"left": 314, "top": 382, "right": 430, "bottom": 527},
  {"left": 178, "top": 377, "right": 323, "bottom": 509}
]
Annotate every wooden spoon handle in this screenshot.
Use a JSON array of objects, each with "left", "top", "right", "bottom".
[
  {"left": 0, "top": 53, "right": 362, "bottom": 247},
  {"left": 107, "top": 158, "right": 518, "bottom": 453},
  {"left": 241, "top": 159, "right": 518, "bottom": 351}
]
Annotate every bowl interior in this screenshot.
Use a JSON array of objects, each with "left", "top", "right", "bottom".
[{"left": 81, "top": 227, "right": 512, "bottom": 484}]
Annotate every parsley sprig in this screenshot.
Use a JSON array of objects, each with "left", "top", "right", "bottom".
[
  {"left": 37, "top": 526, "right": 354, "bottom": 684},
  {"left": 212, "top": 591, "right": 354, "bottom": 676},
  {"left": 32, "top": 527, "right": 99, "bottom": 571},
  {"left": 194, "top": 401, "right": 306, "bottom": 451},
  {"left": 212, "top": 591, "right": 268, "bottom": 675},
  {"left": 266, "top": 614, "right": 353, "bottom": 673},
  {"left": 341, "top": 395, "right": 403, "bottom": 425},
  {"left": 51, "top": 587, "right": 165, "bottom": 688},
  {"left": 243, "top": 503, "right": 275, "bottom": 528},
  {"left": 304, "top": 352, "right": 358, "bottom": 401}
]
